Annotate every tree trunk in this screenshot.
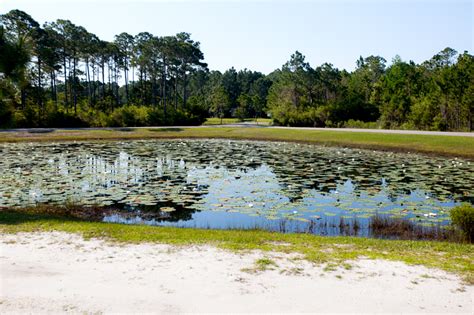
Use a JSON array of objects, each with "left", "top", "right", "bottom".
[
  {"left": 37, "top": 57, "right": 43, "bottom": 114},
  {"left": 143, "top": 71, "right": 147, "bottom": 105},
  {"left": 108, "top": 62, "right": 112, "bottom": 109},
  {"left": 174, "top": 72, "right": 178, "bottom": 110},
  {"left": 73, "top": 56, "right": 77, "bottom": 114},
  {"left": 131, "top": 65, "right": 135, "bottom": 101},
  {"left": 86, "top": 58, "right": 91, "bottom": 107},
  {"left": 139, "top": 70, "right": 143, "bottom": 105},
  {"left": 91, "top": 63, "right": 96, "bottom": 106},
  {"left": 20, "top": 89, "right": 26, "bottom": 110},
  {"left": 152, "top": 75, "right": 157, "bottom": 107},
  {"left": 115, "top": 62, "right": 119, "bottom": 107},
  {"left": 151, "top": 63, "right": 157, "bottom": 107},
  {"left": 50, "top": 71, "right": 55, "bottom": 110},
  {"left": 183, "top": 72, "right": 187, "bottom": 109},
  {"left": 101, "top": 61, "right": 105, "bottom": 101},
  {"left": 124, "top": 61, "right": 129, "bottom": 104},
  {"left": 162, "top": 58, "right": 167, "bottom": 120},
  {"left": 63, "top": 52, "right": 68, "bottom": 109}
]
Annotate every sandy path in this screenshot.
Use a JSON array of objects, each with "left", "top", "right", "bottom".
[{"left": 0, "top": 232, "right": 472, "bottom": 314}]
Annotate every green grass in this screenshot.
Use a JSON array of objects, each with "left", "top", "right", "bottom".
[
  {"left": 255, "top": 257, "right": 278, "bottom": 270},
  {"left": 242, "top": 257, "right": 278, "bottom": 273},
  {"left": 0, "top": 127, "right": 473, "bottom": 158},
  {"left": 203, "top": 118, "right": 272, "bottom": 125},
  {"left": 1, "top": 210, "right": 473, "bottom": 283}
]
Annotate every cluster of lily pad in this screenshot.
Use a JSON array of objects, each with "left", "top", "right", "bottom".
[{"left": 0, "top": 139, "right": 472, "bottom": 231}]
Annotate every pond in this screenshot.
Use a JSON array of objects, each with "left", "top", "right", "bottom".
[{"left": 0, "top": 139, "right": 472, "bottom": 236}]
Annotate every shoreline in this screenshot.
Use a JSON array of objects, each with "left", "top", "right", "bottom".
[{"left": 0, "top": 126, "right": 473, "bottom": 159}]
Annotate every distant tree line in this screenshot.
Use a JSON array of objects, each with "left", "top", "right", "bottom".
[
  {"left": 0, "top": 9, "right": 472, "bottom": 130},
  {"left": 267, "top": 50, "right": 473, "bottom": 131}
]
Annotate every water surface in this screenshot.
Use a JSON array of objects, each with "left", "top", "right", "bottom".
[{"left": 0, "top": 139, "right": 472, "bottom": 236}]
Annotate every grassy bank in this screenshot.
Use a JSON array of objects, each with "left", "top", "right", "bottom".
[
  {"left": 1, "top": 210, "right": 473, "bottom": 283},
  {"left": 0, "top": 127, "right": 473, "bottom": 158}
]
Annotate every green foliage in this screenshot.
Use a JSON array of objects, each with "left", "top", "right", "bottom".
[
  {"left": 0, "top": 80, "right": 15, "bottom": 128},
  {"left": 267, "top": 50, "right": 473, "bottom": 131},
  {"left": 342, "top": 119, "right": 380, "bottom": 129},
  {"left": 0, "top": 9, "right": 472, "bottom": 130},
  {"left": 108, "top": 105, "right": 149, "bottom": 127},
  {"left": 450, "top": 204, "right": 474, "bottom": 242},
  {"left": 107, "top": 105, "right": 205, "bottom": 127},
  {"left": 5, "top": 104, "right": 205, "bottom": 128},
  {"left": 267, "top": 52, "right": 381, "bottom": 127}
]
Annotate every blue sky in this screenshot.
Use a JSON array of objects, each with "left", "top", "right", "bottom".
[{"left": 2, "top": 0, "right": 472, "bottom": 73}]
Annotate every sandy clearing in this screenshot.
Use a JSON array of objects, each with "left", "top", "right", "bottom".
[{"left": 0, "top": 232, "right": 472, "bottom": 314}]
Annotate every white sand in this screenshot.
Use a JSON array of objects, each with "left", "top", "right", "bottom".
[{"left": 0, "top": 232, "right": 472, "bottom": 314}]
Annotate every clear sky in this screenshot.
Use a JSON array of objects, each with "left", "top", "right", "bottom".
[{"left": 2, "top": 0, "right": 472, "bottom": 73}]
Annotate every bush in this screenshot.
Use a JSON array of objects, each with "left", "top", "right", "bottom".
[
  {"left": 108, "top": 105, "right": 149, "bottom": 127},
  {"left": 0, "top": 101, "right": 14, "bottom": 128},
  {"left": 77, "top": 109, "right": 108, "bottom": 127},
  {"left": 342, "top": 119, "right": 380, "bottom": 129},
  {"left": 270, "top": 106, "right": 332, "bottom": 127},
  {"left": 107, "top": 105, "right": 206, "bottom": 127},
  {"left": 4, "top": 103, "right": 206, "bottom": 128},
  {"left": 45, "top": 110, "right": 89, "bottom": 128},
  {"left": 450, "top": 203, "right": 474, "bottom": 242},
  {"left": 12, "top": 106, "right": 41, "bottom": 127}
]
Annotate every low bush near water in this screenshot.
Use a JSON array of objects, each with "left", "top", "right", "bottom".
[{"left": 450, "top": 203, "right": 474, "bottom": 242}]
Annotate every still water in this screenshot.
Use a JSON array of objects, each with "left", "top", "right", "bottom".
[{"left": 0, "top": 139, "right": 472, "bottom": 236}]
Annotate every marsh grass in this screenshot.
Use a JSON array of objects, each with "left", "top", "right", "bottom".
[
  {"left": 2, "top": 205, "right": 465, "bottom": 242},
  {"left": 369, "top": 215, "right": 462, "bottom": 242}
]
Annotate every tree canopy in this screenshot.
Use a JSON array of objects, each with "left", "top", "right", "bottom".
[{"left": 0, "top": 9, "right": 472, "bottom": 131}]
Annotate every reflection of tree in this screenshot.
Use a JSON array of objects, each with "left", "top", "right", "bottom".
[
  {"left": 265, "top": 146, "right": 472, "bottom": 203},
  {"left": 110, "top": 197, "right": 204, "bottom": 222},
  {"left": 2, "top": 140, "right": 473, "bottom": 217},
  {"left": 68, "top": 143, "right": 209, "bottom": 222}
]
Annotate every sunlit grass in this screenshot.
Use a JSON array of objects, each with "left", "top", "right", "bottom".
[{"left": 0, "top": 127, "right": 472, "bottom": 158}]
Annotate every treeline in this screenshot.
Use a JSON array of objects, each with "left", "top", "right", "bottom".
[
  {"left": 1, "top": 9, "right": 473, "bottom": 130},
  {"left": 268, "top": 51, "right": 473, "bottom": 131},
  {"left": 0, "top": 10, "right": 208, "bottom": 127}
]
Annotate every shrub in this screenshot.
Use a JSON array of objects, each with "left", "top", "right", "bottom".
[
  {"left": 45, "top": 110, "right": 89, "bottom": 128},
  {"left": 343, "top": 119, "right": 380, "bottom": 129},
  {"left": 77, "top": 109, "right": 108, "bottom": 127},
  {"left": 271, "top": 106, "right": 332, "bottom": 127},
  {"left": 108, "top": 105, "right": 149, "bottom": 127},
  {"left": 450, "top": 203, "right": 474, "bottom": 242},
  {"left": 0, "top": 101, "right": 14, "bottom": 128}
]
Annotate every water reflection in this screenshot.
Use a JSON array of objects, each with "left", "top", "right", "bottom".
[{"left": 0, "top": 139, "right": 472, "bottom": 235}]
